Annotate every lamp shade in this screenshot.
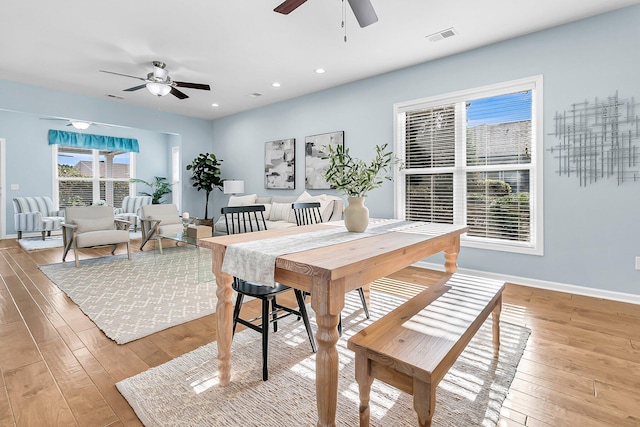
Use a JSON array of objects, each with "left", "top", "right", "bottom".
[
  {"left": 223, "top": 180, "right": 245, "bottom": 194},
  {"left": 146, "top": 82, "right": 171, "bottom": 96}
]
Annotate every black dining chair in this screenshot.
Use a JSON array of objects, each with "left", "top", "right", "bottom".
[
  {"left": 221, "top": 205, "right": 317, "bottom": 381},
  {"left": 291, "top": 202, "right": 370, "bottom": 335}
]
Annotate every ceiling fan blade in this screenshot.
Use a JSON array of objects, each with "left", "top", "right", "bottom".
[
  {"left": 274, "top": 0, "right": 308, "bottom": 14},
  {"left": 99, "top": 70, "right": 146, "bottom": 81},
  {"left": 347, "top": 0, "right": 378, "bottom": 28},
  {"left": 170, "top": 87, "right": 189, "bottom": 99},
  {"left": 123, "top": 84, "right": 147, "bottom": 92},
  {"left": 174, "top": 81, "right": 211, "bottom": 91}
]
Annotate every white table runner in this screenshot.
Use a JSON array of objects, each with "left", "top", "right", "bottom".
[{"left": 222, "top": 219, "right": 463, "bottom": 286}]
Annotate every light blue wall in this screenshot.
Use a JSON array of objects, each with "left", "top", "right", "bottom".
[
  {"left": 0, "top": 80, "right": 215, "bottom": 226},
  {"left": 212, "top": 6, "right": 640, "bottom": 295}
]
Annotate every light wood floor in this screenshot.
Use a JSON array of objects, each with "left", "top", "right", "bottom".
[{"left": 0, "top": 238, "right": 639, "bottom": 427}]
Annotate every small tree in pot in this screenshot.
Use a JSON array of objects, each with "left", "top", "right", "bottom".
[{"left": 186, "top": 153, "right": 223, "bottom": 222}]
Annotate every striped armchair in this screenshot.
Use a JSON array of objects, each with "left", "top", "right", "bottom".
[
  {"left": 113, "top": 196, "right": 153, "bottom": 232},
  {"left": 12, "top": 196, "right": 65, "bottom": 240}
]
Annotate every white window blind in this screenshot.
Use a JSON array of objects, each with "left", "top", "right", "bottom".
[{"left": 395, "top": 76, "right": 543, "bottom": 255}]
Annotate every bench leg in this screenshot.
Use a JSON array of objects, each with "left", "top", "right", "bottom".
[
  {"left": 413, "top": 380, "right": 435, "bottom": 427},
  {"left": 492, "top": 294, "right": 502, "bottom": 357},
  {"left": 354, "top": 354, "right": 374, "bottom": 427}
]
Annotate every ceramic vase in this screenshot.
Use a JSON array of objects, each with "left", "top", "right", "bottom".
[{"left": 344, "top": 197, "right": 369, "bottom": 232}]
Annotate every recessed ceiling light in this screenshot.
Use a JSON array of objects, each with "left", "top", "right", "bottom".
[
  {"left": 315, "top": 68, "right": 326, "bottom": 74},
  {"left": 211, "top": 103, "right": 219, "bottom": 107},
  {"left": 272, "top": 82, "right": 281, "bottom": 88}
]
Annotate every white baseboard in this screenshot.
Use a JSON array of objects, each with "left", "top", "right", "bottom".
[{"left": 414, "top": 261, "right": 640, "bottom": 306}]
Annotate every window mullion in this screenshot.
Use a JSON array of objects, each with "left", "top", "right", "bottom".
[
  {"left": 92, "top": 150, "right": 100, "bottom": 203},
  {"left": 453, "top": 101, "right": 466, "bottom": 226}
]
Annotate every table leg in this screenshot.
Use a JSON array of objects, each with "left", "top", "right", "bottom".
[
  {"left": 311, "top": 278, "right": 345, "bottom": 427},
  {"left": 492, "top": 294, "right": 502, "bottom": 357},
  {"left": 214, "top": 270, "right": 234, "bottom": 386},
  {"left": 444, "top": 236, "right": 461, "bottom": 274}
]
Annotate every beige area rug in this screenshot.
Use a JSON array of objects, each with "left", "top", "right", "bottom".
[
  {"left": 117, "top": 289, "right": 530, "bottom": 426},
  {"left": 39, "top": 246, "right": 217, "bottom": 344}
]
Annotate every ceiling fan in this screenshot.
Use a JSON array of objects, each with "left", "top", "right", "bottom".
[
  {"left": 40, "top": 118, "right": 102, "bottom": 130},
  {"left": 99, "top": 61, "right": 210, "bottom": 99},
  {"left": 274, "top": 0, "right": 378, "bottom": 28}
]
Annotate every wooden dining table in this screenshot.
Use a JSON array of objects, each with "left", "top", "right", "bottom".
[{"left": 200, "top": 221, "right": 468, "bottom": 427}]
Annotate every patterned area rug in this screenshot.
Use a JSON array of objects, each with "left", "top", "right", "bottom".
[
  {"left": 117, "top": 289, "right": 530, "bottom": 426},
  {"left": 39, "top": 247, "right": 217, "bottom": 344}
]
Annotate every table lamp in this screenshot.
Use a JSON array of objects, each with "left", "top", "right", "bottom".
[{"left": 223, "top": 180, "right": 245, "bottom": 195}]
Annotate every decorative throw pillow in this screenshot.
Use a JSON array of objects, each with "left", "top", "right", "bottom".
[
  {"left": 270, "top": 202, "right": 293, "bottom": 222},
  {"left": 296, "top": 190, "right": 312, "bottom": 200},
  {"left": 260, "top": 204, "right": 272, "bottom": 220},
  {"left": 73, "top": 217, "right": 114, "bottom": 233},
  {"left": 229, "top": 194, "right": 257, "bottom": 206},
  {"left": 296, "top": 193, "right": 334, "bottom": 222}
]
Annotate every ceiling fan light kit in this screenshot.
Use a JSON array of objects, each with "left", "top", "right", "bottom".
[
  {"left": 70, "top": 121, "right": 91, "bottom": 130},
  {"left": 146, "top": 82, "right": 171, "bottom": 97}
]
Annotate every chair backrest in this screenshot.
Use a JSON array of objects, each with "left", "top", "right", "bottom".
[
  {"left": 65, "top": 206, "right": 115, "bottom": 233},
  {"left": 292, "top": 202, "right": 323, "bottom": 226},
  {"left": 221, "top": 205, "right": 267, "bottom": 235},
  {"left": 12, "top": 196, "right": 55, "bottom": 216},
  {"left": 121, "top": 196, "right": 153, "bottom": 213},
  {"left": 140, "top": 204, "right": 181, "bottom": 225}
]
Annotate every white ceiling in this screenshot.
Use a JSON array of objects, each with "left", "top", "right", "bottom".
[{"left": 1, "top": 0, "right": 638, "bottom": 121}]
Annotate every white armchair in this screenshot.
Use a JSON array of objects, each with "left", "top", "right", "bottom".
[
  {"left": 113, "top": 195, "right": 153, "bottom": 232},
  {"left": 62, "top": 206, "right": 131, "bottom": 267},
  {"left": 13, "top": 196, "right": 65, "bottom": 240}
]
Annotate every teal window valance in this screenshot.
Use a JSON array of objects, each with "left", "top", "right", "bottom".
[{"left": 48, "top": 129, "right": 139, "bottom": 153}]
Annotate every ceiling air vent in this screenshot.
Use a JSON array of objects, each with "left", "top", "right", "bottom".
[{"left": 427, "top": 27, "right": 457, "bottom": 42}]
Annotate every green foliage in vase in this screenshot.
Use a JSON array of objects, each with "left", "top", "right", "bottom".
[{"left": 323, "top": 143, "right": 401, "bottom": 198}]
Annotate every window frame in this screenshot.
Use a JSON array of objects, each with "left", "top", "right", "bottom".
[
  {"left": 394, "top": 75, "right": 544, "bottom": 255},
  {"left": 51, "top": 144, "right": 137, "bottom": 208}
]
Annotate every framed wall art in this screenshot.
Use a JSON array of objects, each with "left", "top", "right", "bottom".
[
  {"left": 265, "top": 138, "right": 295, "bottom": 189},
  {"left": 304, "top": 131, "right": 344, "bottom": 190}
]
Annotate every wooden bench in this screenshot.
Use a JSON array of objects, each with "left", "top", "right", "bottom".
[{"left": 347, "top": 273, "right": 505, "bottom": 427}]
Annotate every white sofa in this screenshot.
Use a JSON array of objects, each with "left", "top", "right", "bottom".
[{"left": 214, "top": 191, "right": 344, "bottom": 235}]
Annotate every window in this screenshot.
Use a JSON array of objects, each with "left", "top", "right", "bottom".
[
  {"left": 53, "top": 145, "right": 135, "bottom": 207},
  {"left": 394, "top": 76, "right": 543, "bottom": 255}
]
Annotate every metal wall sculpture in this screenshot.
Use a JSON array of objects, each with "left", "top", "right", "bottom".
[{"left": 548, "top": 91, "right": 639, "bottom": 186}]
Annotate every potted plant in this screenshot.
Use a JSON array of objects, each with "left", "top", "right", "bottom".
[
  {"left": 186, "top": 152, "right": 223, "bottom": 224},
  {"left": 323, "top": 143, "right": 399, "bottom": 232},
  {"left": 130, "top": 176, "right": 172, "bottom": 204}
]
